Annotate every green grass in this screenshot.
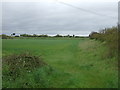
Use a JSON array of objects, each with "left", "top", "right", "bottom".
[{"left": 2, "top": 38, "right": 118, "bottom": 88}]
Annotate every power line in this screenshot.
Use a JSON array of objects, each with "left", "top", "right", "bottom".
[{"left": 55, "top": 0, "right": 116, "bottom": 19}]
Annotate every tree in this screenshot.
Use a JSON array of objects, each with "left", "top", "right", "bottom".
[
  {"left": 2, "top": 34, "right": 7, "bottom": 39},
  {"left": 89, "top": 32, "right": 100, "bottom": 40},
  {"left": 54, "top": 34, "right": 62, "bottom": 37},
  {"left": 73, "top": 34, "right": 75, "bottom": 37},
  {"left": 11, "top": 33, "right": 16, "bottom": 36}
]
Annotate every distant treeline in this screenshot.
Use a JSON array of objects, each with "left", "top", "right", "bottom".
[
  {"left": 19, "top": 34, "right": 87, "bottom": 38},
  {"left": 1, "top": 34, "right": 87, "bottom": 39},
  {"left": 89, "top": 26, "right": 118, "bottom": 58}
]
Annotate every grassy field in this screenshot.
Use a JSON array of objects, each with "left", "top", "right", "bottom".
[{"left": 2, "top": 38, "right": 118, "bottom": 88}]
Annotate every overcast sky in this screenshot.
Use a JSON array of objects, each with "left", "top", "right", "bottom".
[{"left": 2, "top": 0, "right": 118, "bottom": 36}]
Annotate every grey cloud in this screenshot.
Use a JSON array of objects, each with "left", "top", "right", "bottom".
[{"left": 2, "top": 1, "right": 118, "bottom": 36}]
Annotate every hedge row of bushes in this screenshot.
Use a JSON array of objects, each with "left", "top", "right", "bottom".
[
  {"left": 89, "top": 26, "right": 118, "bottom": 58},
  {"left": 1, "top": 34, "right": 13, "bottom": 39}
]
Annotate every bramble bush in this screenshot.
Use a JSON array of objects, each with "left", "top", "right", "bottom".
[{"left": 2, "top": 52, "right": 47, "bottom": 80}]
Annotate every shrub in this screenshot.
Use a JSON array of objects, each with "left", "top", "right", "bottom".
[
  {"left": 2, "top": 34, "right": 13, "bottom": 39},
  {"left": 89, "top": 32, "right": 100, "bottom": 40},
  {"left": 2, "top": 52, "right": 47, "bottom": 80}
]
